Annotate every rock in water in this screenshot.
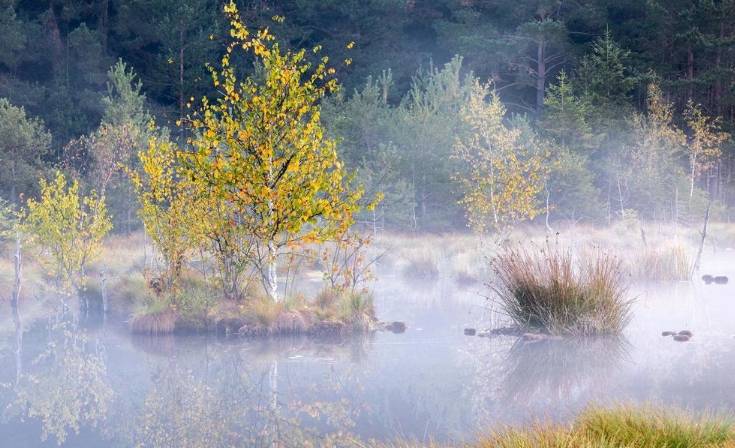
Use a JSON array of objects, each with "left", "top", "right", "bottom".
[
  {"left": 521, "top": 333, "right": 547, "bottom": 342},
  {"left": 714, "top": 276, "right": 729, "bottom": 284},
  {"left": 385, "top": 321, "right": 406, "bottom": 333},
  {"left": 678, "top": 330, "right": 693, "bottom": 337},
  {"left": 702, "top": 275, "right": 714, "bottom": 284},
  {"left": 464, "top": 328, "right": 476, "bottom": 336},
  {"left": 673, "top": 334, "right": 691, "bottom": 342}
]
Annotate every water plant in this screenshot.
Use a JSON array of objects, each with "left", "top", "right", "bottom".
[{"left": 490, "top": 243, "right": 631, "bottom": 336}]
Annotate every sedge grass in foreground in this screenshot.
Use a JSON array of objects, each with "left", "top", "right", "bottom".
[
  {"left": 481, "top": 407, "right": 735, "bottom": 448},
  {"left": 362, "top": 407, "right": 735, "bottom": 447},
  {"left": 490, "top": 244, "right": 632, "bottom": 336}
]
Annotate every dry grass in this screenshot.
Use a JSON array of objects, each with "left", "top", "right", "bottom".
[
  {"left": 480, "top": 407, "right": 735, "bottom": 448},
  {"left": 490, "top": 243, "right": 632, "bottom": 336},
  {"left": 361, "top": 407, "right": 735, "bottom": 448},
  {"left": 130, "top": 305, "right": 177, "bottom": 335},
  {"left": 401, "top": 251, "right": 440, "bottom": 281},
  {"left": 631, "top": 245, "right": 692, "bottom": 281}
]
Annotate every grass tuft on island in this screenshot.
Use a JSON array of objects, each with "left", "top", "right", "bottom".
[
  {"left": 490, "top": 243, "right": 632, "bottom": 336},
  {"left": 367, "top": 407, "right": 735, "bottom": 447}
]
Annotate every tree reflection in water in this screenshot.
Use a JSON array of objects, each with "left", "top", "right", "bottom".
[
  {"left": 132, "top": 336, "right": 371, "bottom": 447},
  {"left": 8, "top": 322, "right": 112, "bottom": 444}
]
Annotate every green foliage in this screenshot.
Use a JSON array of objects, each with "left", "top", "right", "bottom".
[
  {"left": 323, "top": 72, "right": 414, "bottom": 228},
  {"left": 24, "top": 172, "right": 112, "bottom": 292},
  {"left": 542, "top": 70, "right": 594, "bottom": 150},
  {"left": 0, "top": 0, "right": 25, "bottom": 68},
  {"left": 101, "top": 59, "right": 151, "bottom": 129},
  {"left": 0, "top": 197, "right": 16, "bottom": 239},
  {"left": 0, "top": 98, "right": 52, "bottom": 202},
  {"left": 546, "top": 147, "right": 602, "bottom": 222},
  {"left": 624, "top": 82, "right": 687, "bottom": 218},
  {"left": 577, "top": 28, "right": 637, "bottom": 120},
  {"left": 0, "top": 0, "right": 735, "bottom": 231}
]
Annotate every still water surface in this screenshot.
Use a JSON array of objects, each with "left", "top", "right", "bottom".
[{"left": 2, "top": 263, "right": 735, "bottom": 446}]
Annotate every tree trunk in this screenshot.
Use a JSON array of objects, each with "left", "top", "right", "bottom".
[
  {"left": 690, "top": 154, "right": 697, "bottom": 199},
  {"left": 11, "top": 230, "right": 21, "bottom": 312},
  {"left": 12, "top": 302, "right": 22, "bottom": 385},
  {"left": 179, "top": 20, "right": 185, "bottom": 133},
  {"left": 545, "top": 188, "right": 552, "bottom": 232},
  {"left": 11, "top": 229, "right": 23, "bottom": 384},
  {"left": 616, "top": 174, "right": 625, "bottom": 219},
  {"left": 97, "top": 0, "right": 109, "bottom": 50},
  {"left": 691, "top": 200, "right": 711, "bottom": 278},
  {"left": 687, "top": 45, "right": 694, "bottom": 101},
  {"left": 267, "top": 240, "right": 279, "bottom": 302},
  {"left": 536, "top": 39, "right": 546, "bottom": 114},
  {"left": 715, "top": 22, "right": 724, "bottom": 115},
  {"left": 10, "top": 161, "right": 16, "bottom": 205}
]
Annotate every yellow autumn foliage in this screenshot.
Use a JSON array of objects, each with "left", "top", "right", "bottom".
[
  {"left": 24, "top": 171, "right": 112, "bottom": 292},
  {"left": 453, "top": 81, "right": 548, "bottom": 233}
]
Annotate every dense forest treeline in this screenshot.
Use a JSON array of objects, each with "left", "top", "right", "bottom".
[{"left": 1, "top": 0, "right": 735, "bottom": 231}]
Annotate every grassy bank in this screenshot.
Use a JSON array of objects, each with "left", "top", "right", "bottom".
[{"left": 367, "top": 407, "right": 735, "bottom": 447}]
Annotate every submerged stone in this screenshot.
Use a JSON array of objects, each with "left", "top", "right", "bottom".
[
  {"left": 484, "top": 326, "right": 523, "bottom": 336},
  {"left": 521, "top": 332, "right": 547, "bottom": 342},
  {"left": 384, "top": 321, "right": 407, "bottom": 333},
  {"left": 714, "top": 276, "right": 729, "bottom": 284},
  {"left": 464, "top": 328, "right": 476, "bottom": 336}
]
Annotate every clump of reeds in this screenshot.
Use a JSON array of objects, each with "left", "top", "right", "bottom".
[
  {"left": 481, "top": 407, "right": 734, "bottom": 448},
  {"left": 400, "top": 246, "right": 440, "bottom": 281},
  {"left": 632, "top": 245, "right": 691, "bottom": 281},
  {"left": 401, "top": 257, "right": 439, "bottom": 281},
  {"left": 490, "top": 243, "right": 631, "bottom": 336},
  {"left": 130, "top": 305, "right": 177, "bottom": 335}
]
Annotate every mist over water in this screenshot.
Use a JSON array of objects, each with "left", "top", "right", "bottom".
[{"left": 2, "top": 246, "right": 735, "bottom": 447}]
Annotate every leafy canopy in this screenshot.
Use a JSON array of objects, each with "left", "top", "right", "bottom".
[
  {"left": 24, "top": 172, "right": 112, "bottom": 292},
  {"left": 185, "top": 1, "right": 364, "bottom": 252}
]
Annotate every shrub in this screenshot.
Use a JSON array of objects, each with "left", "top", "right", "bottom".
[{"left": 490, "top": 243, "right": 631, "bottom": 335}]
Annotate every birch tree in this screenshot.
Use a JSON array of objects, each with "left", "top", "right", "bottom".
[
  {"left": 184, "top": 2, "right": 362, "bottom": 302},
  {"left": 453, "top": 81, "right": 548, "bottom": 233},
  {"left": 684, "top": 100, "right": 729, "bottom": 199}
]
